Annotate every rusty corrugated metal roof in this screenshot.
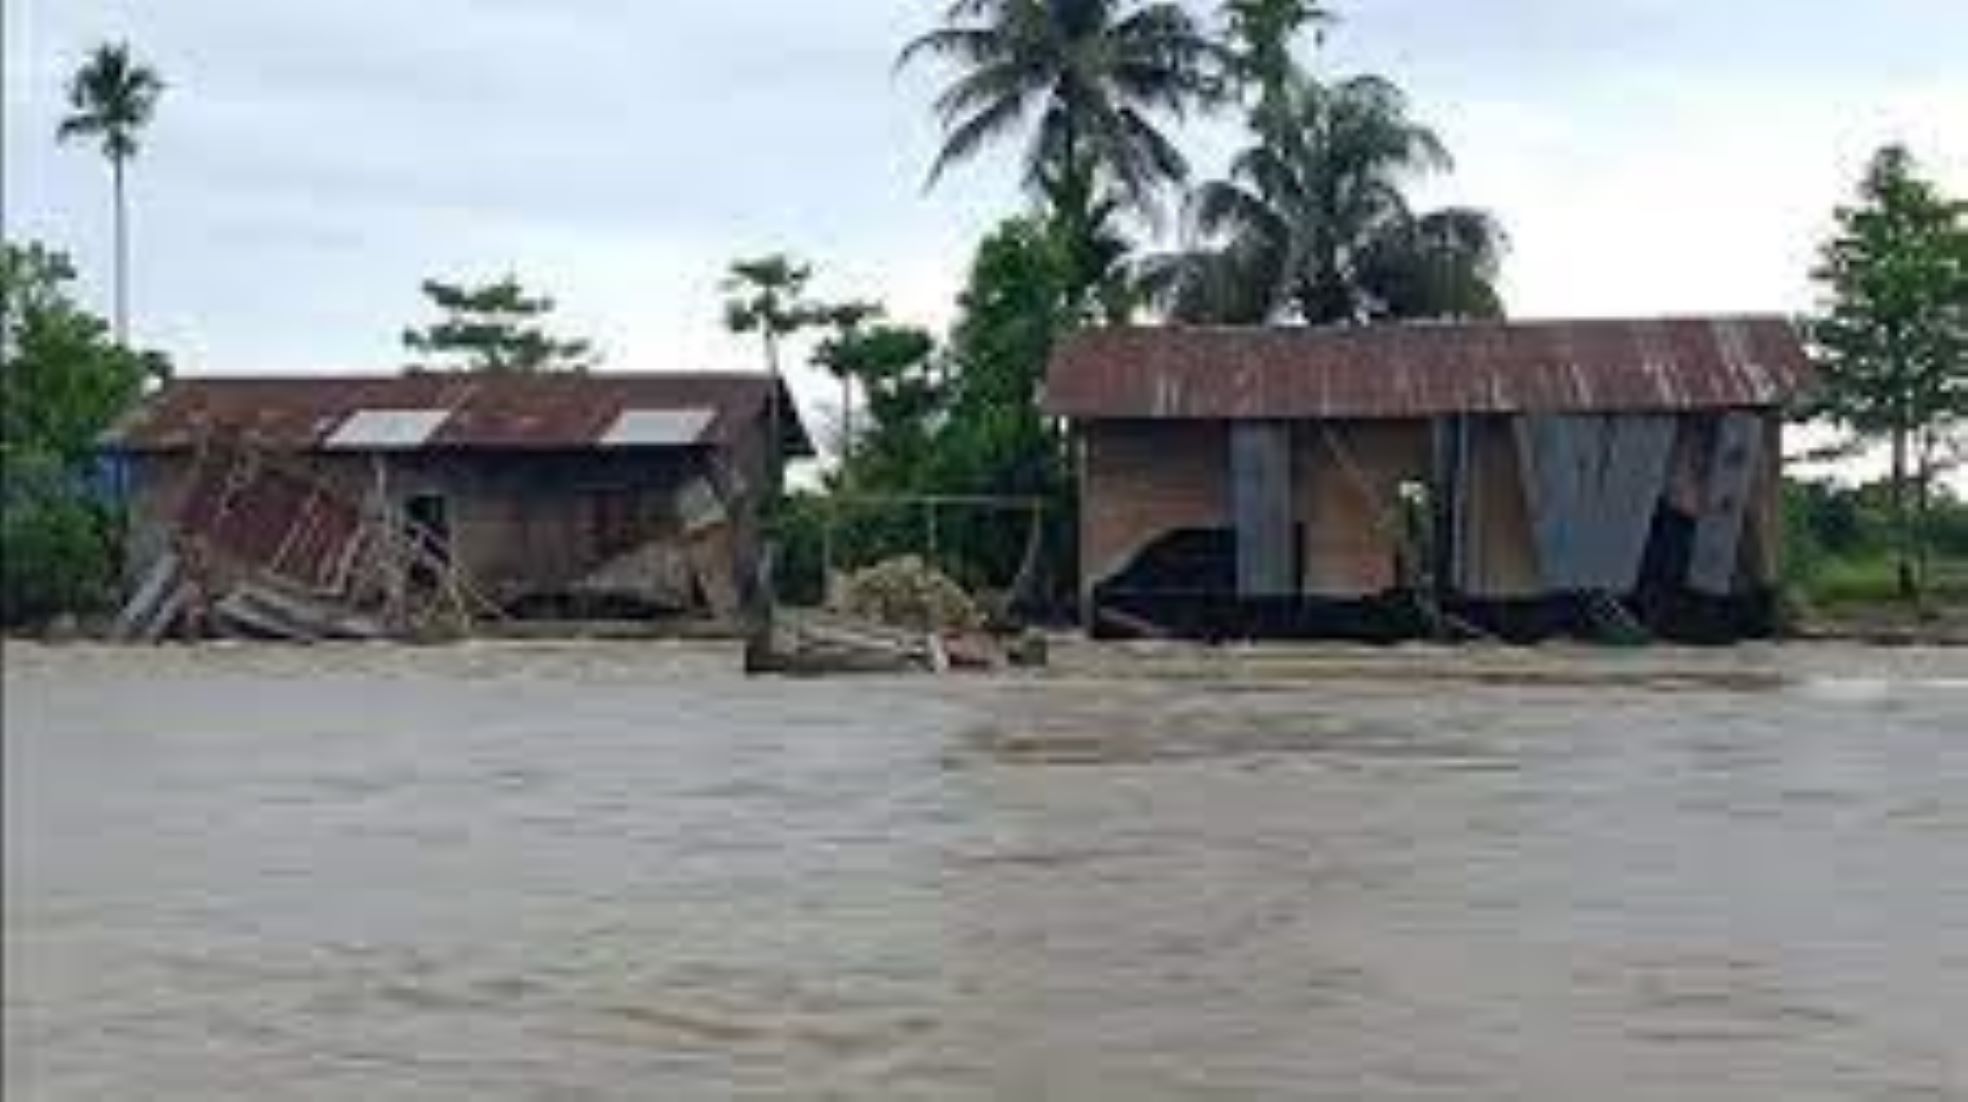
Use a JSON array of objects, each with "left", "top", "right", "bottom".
[
  {"left": 104, "top": 372, "right": 813, "bottom": 455},
  {"left": 1045, "top": 316, "right": 1814, "bottom": 420}
]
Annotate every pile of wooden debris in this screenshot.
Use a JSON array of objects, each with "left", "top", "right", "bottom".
[
  {"left": 834, "top": 555, "right": 983, "bottom": 632},
  {"left": 746, "top": 555, "right": 1040, "bottom": 676},
  {"left": 114, "top": 440, "right": 495, "bottom": 643}
]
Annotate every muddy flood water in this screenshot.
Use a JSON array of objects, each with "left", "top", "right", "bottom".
[{"left": 6, "top": 641, "right": 1967, "bottom": 1100}]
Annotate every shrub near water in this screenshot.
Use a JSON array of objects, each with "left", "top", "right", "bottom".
[
  {"left": 2, "top": 242, "right": 160, "bottom": 627},
  {"left": 1, "top": 458, "right": 119, "bottom": 625}
]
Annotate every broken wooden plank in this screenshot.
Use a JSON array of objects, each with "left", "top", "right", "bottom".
[
  {"left": 212, "top": 590, "right": 322, "bottom": 642},
  {"left": 674, "top": 477, "right": 728, "bottom": 535},
  {"left": 1093, "top": 604, "right": 1174, "bottom": 640},
  {"left": 219, "top": 578, "right": 388, "bottom": 641},
  {"left": 115, "top": 549, "right": 182, "bottom": 640},
  {"left": 140, "top": 580, "right": 197, "bottom": 642},
  {"left": 686, "top": 527, "right": 742, "bottom": 619}
]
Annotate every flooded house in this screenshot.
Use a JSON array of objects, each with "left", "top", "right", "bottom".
[
  {"left": 1046, "top": 317, "right": 1816, "bottom": 642},
  {"left": 101, "top": 372, "right": 810, "bottom": 639}
]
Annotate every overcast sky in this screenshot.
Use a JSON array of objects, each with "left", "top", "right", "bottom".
[{"left": 7, "top": 0, "right": 1965, "bottom": 422}]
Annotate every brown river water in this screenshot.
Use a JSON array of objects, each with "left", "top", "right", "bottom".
[{"left": 5, "top": 640, "right": 1967, "bottom": 1100}]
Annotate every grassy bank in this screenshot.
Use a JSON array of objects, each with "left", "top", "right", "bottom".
[{"left": 1785, "top": 552, "right": 1968, "bottom": 642}]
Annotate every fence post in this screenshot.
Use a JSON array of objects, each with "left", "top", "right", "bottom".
[{"left": 821, "top": 495, "right": 835, "bottom": 603}]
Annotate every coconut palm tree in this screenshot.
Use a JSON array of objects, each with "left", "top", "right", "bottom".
[
  {"left": 1148, "top": 74, "right": 1505, "bottom": 325},
  {"left": 898, "top": 0, "right": 1227, "bottom": 220},
  {"left": 1221, "top": 0, "right": 1331, "bottom": 126},
  {"left": 812, "top": 300, "right": 885, "bottom": 470},
  {"left": 56, "top": 42, "right": 164, "bottom": 347},
  {"left": 722, "top": 255, "right": 822, "bottom": 492}
]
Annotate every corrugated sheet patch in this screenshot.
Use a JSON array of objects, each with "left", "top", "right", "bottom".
[
  {"left": 599, "top": 408, "right": 716, "bottom": 447},
  {"left": 105, "top": 373, "right": 813, "bottom": 455},
  {"left": 324, "top": 409, "right": 451, "bottom": 450},
  {"left": 1046, "top": 316, "right": 1814, "bottom": 420}
]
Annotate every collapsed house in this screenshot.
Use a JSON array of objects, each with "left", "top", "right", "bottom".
[
  {"left": 1045, "top": 317, "right": 1816, "bottom": 642},
  {"left": 100, "top": 372, "right": 810, "bottom": 640}
]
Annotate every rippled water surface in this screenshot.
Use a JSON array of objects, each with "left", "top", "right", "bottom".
[{"left": 6, "top": 641, "right": 1967, "bottom": 1099}]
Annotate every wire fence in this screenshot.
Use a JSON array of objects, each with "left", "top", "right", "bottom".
[{"left": 771, "top": 492, "right": 1061, "bottom": 611}]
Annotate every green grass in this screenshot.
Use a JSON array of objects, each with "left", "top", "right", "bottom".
[{"left": 1792, "top": 551, "right": 1968, "bottom": 611}]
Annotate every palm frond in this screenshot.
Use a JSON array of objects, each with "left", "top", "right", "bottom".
[
  {"left": 56, "top": 41, "right": 163, "bottom": 160},
  {"left": 929, "top": 92, "right": 1036, "bottom": 185},
  {"left": 903, "top": 0, "right": 1212, "bottom": 221},
  {"left": 897, "top": 25, "right": 1007, "bottom": 72}
]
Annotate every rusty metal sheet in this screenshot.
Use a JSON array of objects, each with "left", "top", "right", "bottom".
[
  {"left": 104, "top": 374, "right": 813, "bottom": 456},
  {"left": 1046, "top": 317, "right": 1814, "bottom": 420},
  {"left": 1516, "top": 414, "right": 1676, "bottom": 592},
  {"left": 1688, "top": 412, "right": 1766, "bottom": 596}
]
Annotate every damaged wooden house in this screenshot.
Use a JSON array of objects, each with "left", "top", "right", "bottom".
[
  {"left": 101, "top": 372, "right": 809, "bottom": 640},
  {"left": 1046, "top": 317, "right": 1815, "bottom": 642}
]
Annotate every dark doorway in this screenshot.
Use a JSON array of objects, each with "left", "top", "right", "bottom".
[
  {"left": 586, "top": 487, "right": 641, "bottom": 559},
  {"left": 405, "top": 493, "right": 451, "bottom": 588}
]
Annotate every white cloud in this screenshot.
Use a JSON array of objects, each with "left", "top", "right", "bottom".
[{"left": 7, "top": 0, "right": 1963, "bottom": 409}]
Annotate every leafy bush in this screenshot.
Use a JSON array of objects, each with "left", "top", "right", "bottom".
[
  {"left": 1, "top": 455, "right": 120, "bottom": 625},
  {"left": 2, "top": 241, "right": 158, "bottom": 627},
  {"left": 1784, "top": 477, "right": 1968, "bottom": 611}
]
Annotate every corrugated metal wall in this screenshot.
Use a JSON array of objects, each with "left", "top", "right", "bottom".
[
  {"left": 1687, "top": 411, "right": 1766, "bottom": 595},
  {"left": 1230, "top": 423, "right": 1295, "bottom": 597},
  {"left": 1076, "top": 409, "right": 1784, "bottom": 619},
  {"left": 1515, "top": 414, "right": 1678, "bottom": 593}
]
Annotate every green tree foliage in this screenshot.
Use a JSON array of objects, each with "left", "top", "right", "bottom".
[
  {"left": 2, "top": 242, "right": 160, "bottom": 625},
  {"left": 1785, "top": 477, "right": 1968, "bottom": 608},
  {"left": 900, "top": 0, "right": 1228, "bottom": 323},
  {"left": 722, "top": 255, "right": 825, "bottom": 494},
  {"left": 402, "top": 275, "right": 597, "bottom": 374},
  {"left": 1037, "top": 164, "right": 1141, "bottom": 322},
  {"left": 841, "top": 324, "right": 942, "bottom": 489},
  {"left": 808, "top": 219, "right": 1081, "bottom": 597},
  {"left": 56, "top": 41, "right": 164, "bottom": 346},
  {"left": 937, "top": 217, "right": 1080, "bottom": 487},
  {"left": 1809, "top": 144, "right": 1968, "bottom": 598},
  {"left": 1221, "top": 0, "right": 1331, "bottom": 130},
  {"left": 811, "top": 300, "right": 904, "bottom": 474},
  {"left": 722, "top": 255, "right": 823, "bottom": 378},
  {"left": 1150, "top": 73, "right": 1506, "bottom": 324}
]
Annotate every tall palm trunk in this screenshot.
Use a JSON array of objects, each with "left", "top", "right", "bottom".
[
  {"left": 761, "top": 330, "right": 784, "bottom": 498},
  {"left": 112, "top": 154, "right": 130, "bottom": 345},
  {"left": 839, "top": 375, "right": 854, "bottom": 481}
]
